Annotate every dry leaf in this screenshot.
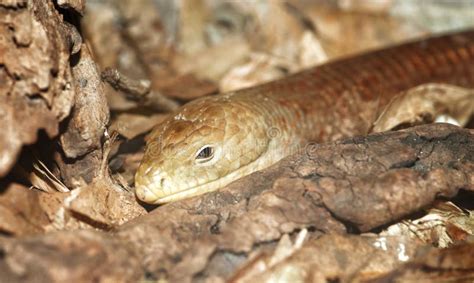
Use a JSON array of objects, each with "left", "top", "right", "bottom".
[
  {"left": 372, "top": 83, "right": 474, "bottom": 132},
  {"left": 382, "top": 201, "right": 474, "bottom": 248},
  {"left": 109, "top": 113, "right": 168, "bottom": 140}
]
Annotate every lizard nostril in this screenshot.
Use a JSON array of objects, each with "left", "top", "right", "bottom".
[{"left": 160, "top": 177, "right": 166, "bottom": 188}]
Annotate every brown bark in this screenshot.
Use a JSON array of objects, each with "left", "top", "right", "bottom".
[
  {"left": 1, "top": 2, "right": 473, "bottom": 282},
  {"left": 0, "top": 0, "right": 108, "bottom": 187},
  {"left": 0, "top": 123, "right": 472, "bottom": 282},
  {"left": 0, "top": 0, "right": 75, "bottom": 177}
]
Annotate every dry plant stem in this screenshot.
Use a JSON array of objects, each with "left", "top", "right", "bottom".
[
  {"left": 101, "top": 67, "right": 179, "bottom": 112},
  {"left": 101, "top": 67, "right": 151, "bottom": 99}
]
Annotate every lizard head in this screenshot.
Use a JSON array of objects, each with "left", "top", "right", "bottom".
[{"left": 134, "top": 95, "right": 273, "bottom": 204}]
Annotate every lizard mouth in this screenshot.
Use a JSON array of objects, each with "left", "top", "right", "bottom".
[
  {"left": 135, "top": 175, "right": 229, "bottom": 204},
  {"left": 134, "top": 149, "right": 272, "bottom": 204}
]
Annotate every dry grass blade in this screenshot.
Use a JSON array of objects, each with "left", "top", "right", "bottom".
[{"left": 30, "top": 158, "right": 69, "bottom": 193}]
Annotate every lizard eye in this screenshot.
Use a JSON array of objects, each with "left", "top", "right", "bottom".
[{"left": 195, "top": 146, "right": 214, "bottom": 163}]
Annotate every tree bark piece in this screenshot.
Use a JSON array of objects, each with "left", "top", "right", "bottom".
[
  {"left": 0, "top": 123, "right": 472, "bottom": 282},
  {"left": 368, "top": 242, "right": 474, "bottom": 282},
  {"left": 60, "top": 45, "right": 109, "bottom": 159},
  {"left": 230, "top": 234, "right": 421, "bottom": 282},
  {"left": 0, "top": 183, "right": 49, "bottom": 236},
  {"left": 56, "top": 44, "right": 110, "bottom": 187},
  {"left": 117, "top": 123, "right": 474, "bottom": 281},
  {"left": 0, "top": 0, "right": 76, "bottom": 177},
  {"left": 0, "top": 230, "right": 142, "bottom": 283}
]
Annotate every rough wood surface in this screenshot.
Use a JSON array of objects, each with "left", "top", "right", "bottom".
[
  {"left": 0, "top": 0, "right": 75, "bottom": 177},
  {"left": 0, "top": 0, "right": 108, "bottom": 187},
  {"left": 1, "top": 1, "right": 473, "bottom": 282},
  {"left": 0, "top": 123, "right": 472, "bottom": 282}
]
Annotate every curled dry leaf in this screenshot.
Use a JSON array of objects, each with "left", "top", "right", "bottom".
[
  {"left": 115, "top": 0, "right": 186, "bottom": 101},
  {"left": 85, "top": 0, "right": 218, "bottom": 103},
  {"left": 243, "top": 0, "right": 311, "bottom": 60},
  {"left": 87, "top": 22, "right": 142, "bottom": 109},
  {"left": 300, "top": 2, "right": 426, "bottom": 58},
  {"left": 177, "top": 0, "right": 208, "bottom": 55},
  {"left": 220, "top": 52, "right": 292, "bottom": 93},
  {"left": 219, "top": 1, "right": 327, "bottom": 92},
  {"left": 298, "top": 30, "right": 328, "bottom": 68},
  {"left": 392, "top": 1, "right": 474, "bottom": 33},
  {"left": 173, "top": 35, "right": 251, "bottom": 82},
  {"left": 82, "top": 1, "right": 147, "bottom": 80},
  {"left": 382, "top": 201, "right": 474, "bottom": 248},
  {"left": 372, "top": 83, "right": 474, "bottom": 132}
]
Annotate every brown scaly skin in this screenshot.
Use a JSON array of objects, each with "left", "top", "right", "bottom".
[{"left": 135, "top": 30, "right": 474, "bottom": 204}]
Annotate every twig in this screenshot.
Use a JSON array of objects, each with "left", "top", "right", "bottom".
[{"left": 101, "top": 67, "right": 179, "bottom": 112}]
